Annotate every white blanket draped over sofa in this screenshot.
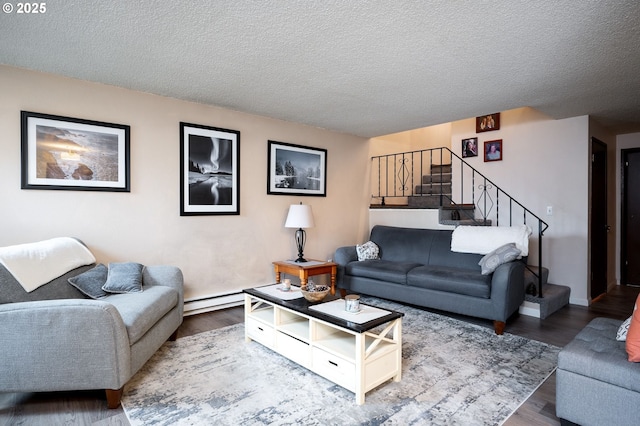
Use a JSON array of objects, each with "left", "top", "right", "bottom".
[
  {"left": 450, "top": 225, "right": 532, "bottom": 256},
  {"left": 0, "top": 237, "right": 96, "bottom": 292}
]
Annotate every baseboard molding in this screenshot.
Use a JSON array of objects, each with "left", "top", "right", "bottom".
[
  {"left": 519, "top": 301, "right": 541, "bottom": 318},
  {"left": 183, "top": 292, "right": 244, "bottom": 316}
]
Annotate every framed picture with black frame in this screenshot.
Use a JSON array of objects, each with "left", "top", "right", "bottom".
[
  {"left": 21, "top": 111, "right": 130, "bottom": 191},
  {"left": 462, "top": 137, "right": 478, "bottom": 158},
  {"left": 180, "top": 122, "right": 240, "bottom": 215},
  {"left": 267, "top": 140, "right": 327, "bottom": 196}
]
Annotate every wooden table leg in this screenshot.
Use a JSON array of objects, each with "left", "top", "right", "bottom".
[
  {"left": 300, "top": 271, "right": 308, "bottom": 289},
  {"left": 274, "top": 266, "right": 281, "bottom": 283},
  {"left": 330, "top": 266, "right": 336, "bottom": 295}
]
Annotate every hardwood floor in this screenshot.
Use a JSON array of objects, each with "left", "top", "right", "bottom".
[{"left": 1, "top": 285, "right": 637, "bottom": 425}]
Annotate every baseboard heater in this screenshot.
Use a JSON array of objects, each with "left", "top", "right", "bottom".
[{"left": 183, "top": 291, "right": 244, "bottom": 316}]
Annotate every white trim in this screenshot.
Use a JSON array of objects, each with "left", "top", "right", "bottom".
[
  {"left": 183, "top": 292, "right": 244, "bottom": 316},
  {"left": 519, "top": 301, "right": 541, "bottom": 318}
]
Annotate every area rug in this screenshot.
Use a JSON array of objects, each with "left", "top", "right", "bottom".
[{"left": 122, "top": 298, "right": 559, "bottom": 425}]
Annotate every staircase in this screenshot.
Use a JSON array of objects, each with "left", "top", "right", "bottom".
[
  {"left": 407, "top": 163, "right": 490, "bottom": 226},
  {"left": 371, "top": 147, "right": 551, "bottom": 299},
  {"left": 523, "top": 267, "right": 570, "bottom": 319}
]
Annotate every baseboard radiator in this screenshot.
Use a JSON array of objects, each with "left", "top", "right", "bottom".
[{"left": 183, "top": 292, "right": 244, "bottom": 316}]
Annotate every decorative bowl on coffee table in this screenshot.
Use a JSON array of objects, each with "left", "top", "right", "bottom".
[{"left": 300, "top": 285, "right": 330, "bottom": 302}]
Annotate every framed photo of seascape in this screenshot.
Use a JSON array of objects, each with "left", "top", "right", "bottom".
[
  {"left": 267, "top": 140, "right": 327, "bottom": 196},
  {"left": 180, "top": 122, "right": 240, "bottom": 216},
  {"left": 21, "top": 111, "right": 130, "bottom": 191}
]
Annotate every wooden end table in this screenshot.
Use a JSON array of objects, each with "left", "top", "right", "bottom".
[{"left": 273, "top": 260, "right": 337, "bottom": 295}]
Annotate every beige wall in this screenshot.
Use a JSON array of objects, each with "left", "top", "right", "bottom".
[
  {"left": 0, "top": 65, "right": 371, "bottom": 302},
  {"left": 370, "top": 122, "right": 452, "bottom": 157}
]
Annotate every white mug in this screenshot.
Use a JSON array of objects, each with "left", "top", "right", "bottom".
[{"left": 345, "top": 295, "right": 360, "bottom": 312}]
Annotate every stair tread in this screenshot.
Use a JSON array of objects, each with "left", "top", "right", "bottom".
[{"left": 440, "top": 204, "right": 475, "bottom": 210}]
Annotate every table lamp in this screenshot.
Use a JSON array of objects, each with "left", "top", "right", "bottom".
[{"left": 285, "top": 203, "right": 315, "bottom": 262}]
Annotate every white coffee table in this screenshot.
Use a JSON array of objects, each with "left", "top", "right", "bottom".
[{"left": 244, "top": 284, "right": 403, "bottom": 404}]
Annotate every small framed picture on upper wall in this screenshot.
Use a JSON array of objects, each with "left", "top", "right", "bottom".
[
  {"left": 476, "top": 113, "right": 500, "bottom": 133},
  {"left": 462, "top": 137, "right": 478, "bottom": 158},
  {"left": 484, "top": 139, "right": 503, "bottom": 162}
]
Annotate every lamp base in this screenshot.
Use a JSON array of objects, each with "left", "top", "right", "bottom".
[{"left": 294, "top": 228, "right": 307, "bottom": 263}]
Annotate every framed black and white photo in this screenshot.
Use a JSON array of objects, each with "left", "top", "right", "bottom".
[
  {"left": 180, "top": 122, "right": 240, "bottom": 216},
  {"left": 21, "top": 111, "right": 130, "bottom": 191},
  {"left": 267, "top": 140, "right": 327, "bottom": 196}
]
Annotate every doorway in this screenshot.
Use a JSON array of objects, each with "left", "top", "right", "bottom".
[
  {"left": 590, "top": 138, "right": 607, "bottom": 299},
  {"left": 622, "top": 148, "right": 640, "bottom": 286}
]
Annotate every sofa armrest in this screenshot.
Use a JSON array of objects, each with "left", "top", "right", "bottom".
[
  {"left": 0, "top": 299, "right": 131, "bottom": 392},
  {"left": 334, "top": 246, "right": 358, "bottom": 266},
  {"left": 489, "top": 260, "right": 526, "bottom": 321},
  {"left": 143, "top": 265, "right": 184, "bottom": 317},
  {"left": 334, "top": 246, "right": 357, "bottom": 290}
]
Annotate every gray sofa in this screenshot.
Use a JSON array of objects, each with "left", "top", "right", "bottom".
[
  {"left": 334, "top": 225, "right": 525, "bottom": 334},
  {"left": 0, "top": 241, "right": 184, "bottom": 409},
  {"left": 556, "top": 317, "right": 640, "bottom": 426}
]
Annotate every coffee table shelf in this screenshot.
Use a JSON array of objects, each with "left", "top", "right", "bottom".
[{"left": 244, "top": 286, "right": 403, "bottom": 404}]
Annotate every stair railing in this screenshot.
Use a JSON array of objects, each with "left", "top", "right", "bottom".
[{"left": 371, "top": 147, "right": 549, "bottom": 297}]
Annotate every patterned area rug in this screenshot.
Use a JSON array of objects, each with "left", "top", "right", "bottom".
[{"left": 122, "top": 298, "right": 559, "bottom": 425}]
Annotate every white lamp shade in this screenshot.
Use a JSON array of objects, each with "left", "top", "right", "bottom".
[{"left": 285, "top": 204, "right": 315, "bottom": 228}]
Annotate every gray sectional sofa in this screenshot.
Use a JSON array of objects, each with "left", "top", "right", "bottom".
[
  {"left": 0, "top": 238, "right": 184, "bottom": 408},
  {"left": 556, "top": 317, "right": 640, "bottom": 426},
  {"left": 334, "top": 225, "right": 525, "bottom": 334}
]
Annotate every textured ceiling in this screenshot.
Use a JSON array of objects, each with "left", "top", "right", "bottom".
[{"left": 2, "top": 1, "right": 640, "bottom": 137}]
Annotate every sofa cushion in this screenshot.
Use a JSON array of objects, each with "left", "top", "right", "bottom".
[
  {"left": 559, "top": 317, "right": 640, "bottom": 392},
  {"left": 1, "top": 264, "right": 93, "bottom": 304},
  {"left": 105, "top": 285, "right": 178, "bottom": 344},
  {"left": 369, "top": 225, "right": 433, "bottom": 265},
  {"left": 407, "top": 266, "right": 492, "bottom": 298},
  {"left": 424, "top": 230, "right": 484, "bottom": 270},
  {"left": 345, "top": 260, "right": 421, "bottom": 285},
  {"left": 102, "top": 262, "right": 144, "bottom": 294},
  {"left": 68, "top": 264, "right": 109, "bottom": 299}
]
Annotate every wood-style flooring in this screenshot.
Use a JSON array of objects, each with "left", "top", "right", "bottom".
[{"left": 1, "top": 285, "right": 637, "bottom": 426}]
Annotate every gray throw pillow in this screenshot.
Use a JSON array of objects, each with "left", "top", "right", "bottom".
[
  {"left": 68, "top": 264, "right": 109, "bottom": 299},
  {"left": 478, "top": 243, "right": 521, "bottom": 275},
  {"left": 101, "top": 262, "right": 144, "bottom": 294}
]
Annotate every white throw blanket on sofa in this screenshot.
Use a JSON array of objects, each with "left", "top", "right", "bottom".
[
  {"left": 450, "top": 225, "right": 532, "bottom": 256},
  {"left": 0, "top": 237, "right": 96, "bottom": 292}
]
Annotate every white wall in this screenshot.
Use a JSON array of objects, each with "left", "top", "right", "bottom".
[
  {"left": 451, "top": 109, "right": 590, "bottom": 305},
  {"left": 0, "top": 66, "right": 371, "bottom": 305}
]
